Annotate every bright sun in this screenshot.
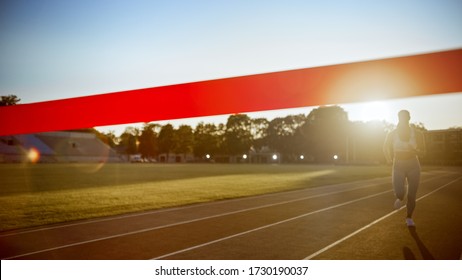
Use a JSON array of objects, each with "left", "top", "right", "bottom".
[{"left": 358, "top": 101, "right": 391, "bottom": 122}]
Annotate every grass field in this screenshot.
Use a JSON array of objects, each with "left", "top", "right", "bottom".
[{"left": 0, "top": 163, "right": 398, "bottom": 231}]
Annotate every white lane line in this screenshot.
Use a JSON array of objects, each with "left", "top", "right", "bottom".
[
  {"left": 303, "top": 176, "right": 462, "bottom": 260},
  {"left": 152, "top": 189, "right": 393, "bottom": 260},
  {"left": 0, "top": 176, "right": 391, "bottom": 238},
  {"left": 2, "top": 181, "right": 390, "bottom": 260}
]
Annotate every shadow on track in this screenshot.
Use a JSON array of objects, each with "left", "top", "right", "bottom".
[{"left": 403, "top": 227, "right": 434, "bottom": 260}]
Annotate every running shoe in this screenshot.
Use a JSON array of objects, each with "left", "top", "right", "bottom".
[{"left": 406, "top": 218, "right": 415, "bottom": 227}]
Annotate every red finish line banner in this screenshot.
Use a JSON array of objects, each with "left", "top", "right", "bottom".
[{"left": 1, "top": 49, "right": 461, "bottom": 136}]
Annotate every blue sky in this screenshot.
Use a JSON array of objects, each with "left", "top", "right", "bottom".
[{"left": 1, "top": 0, "right": 462, "bottom": 132}]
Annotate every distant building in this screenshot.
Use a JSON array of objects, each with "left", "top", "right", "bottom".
[
  {"left": 248, "top": 147, "right": 281, "bottom": 164},
  {"left": 0, "top": 131, "right": 123, "bottom": 163},
  {"left": 211, "top": 147, "right": 281, "bottom": 164},
  {"left": 158, "top": 153, "right": 194, "bottom": 163},
  {"left": 423, "top": 129, "right": 462, "bottom": 165}
]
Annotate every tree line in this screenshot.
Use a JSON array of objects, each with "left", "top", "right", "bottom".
[
  {"left": 94, "top": 105, "right": 406, "bottom": 164},
  {"left": 4, "top": 94, "right": 458, "bottom": 165}
]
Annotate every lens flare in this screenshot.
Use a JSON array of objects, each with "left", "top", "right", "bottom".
[{"left": 27, "top": 147, "right": 40, "bottom": 163}]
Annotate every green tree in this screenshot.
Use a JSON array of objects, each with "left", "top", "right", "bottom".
[
  {"left": 267, "top": 114, "right": 306, "bottom": 161},
  {"left": 224, "top": 114, "right": 253, "bottom": 156},
  {"left": 0, "top": 95, "right": 21, "bottom": 106},
  {"left": 139, "top": 123, "right": 159, "bottom": 160},
  {"left": 96, "top": 130, "right": 118, "bottom": 148},
  {"left": 215, "top": 123, "right": 227, "bottom": 156},
  {"left": 193, "top": 122, "right": 220, "bottom": 159},
  {"left": 119, "top": 127, "right": 140, "bottom": 160},
  {"left": 158, "top": 124, "right": 175, "bottom": 161},
  {"left": 174, "top": 125, "right": 194, "bottom": 161},
  {"left": 301, "top": 106, "right": 349, "bottom": 163},
  {"left": 250, "top": 118, "right": 269, "bottom": 153}
]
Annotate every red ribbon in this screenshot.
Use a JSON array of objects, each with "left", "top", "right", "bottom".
[{"left": 1, "top": 49, "right": 461, "bottom": 136}]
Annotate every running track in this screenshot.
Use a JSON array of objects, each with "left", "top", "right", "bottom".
[{"left": 1, "top": 169, "right": 461, "bottom": 260}]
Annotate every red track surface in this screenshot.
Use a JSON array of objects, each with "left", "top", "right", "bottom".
[{"left": 1, "top": 169, "right": 461, "bottom": 260}]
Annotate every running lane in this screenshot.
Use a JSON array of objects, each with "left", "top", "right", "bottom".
[{"left": 1, "top": 170, "right": 460, "bottom": 260}]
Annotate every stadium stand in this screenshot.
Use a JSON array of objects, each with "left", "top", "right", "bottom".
[{"left": 0, "top": 131, "right": 123, "bottom": 163}]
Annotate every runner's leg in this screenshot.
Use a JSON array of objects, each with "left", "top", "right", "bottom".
[
  {"left": 406, "top": 158, "right": 421, "bottom": 218},
  {"left": 392, "top": 160, "right": 406, "bottom": 201}
]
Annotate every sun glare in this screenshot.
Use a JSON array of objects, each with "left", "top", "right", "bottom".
[{"left": 358, "top": 101, "right": 391, "bottom": 122}]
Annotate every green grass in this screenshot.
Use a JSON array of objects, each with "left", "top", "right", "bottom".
[{"left": 0, "top": 163, "right": 393, "bottom": 231}]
